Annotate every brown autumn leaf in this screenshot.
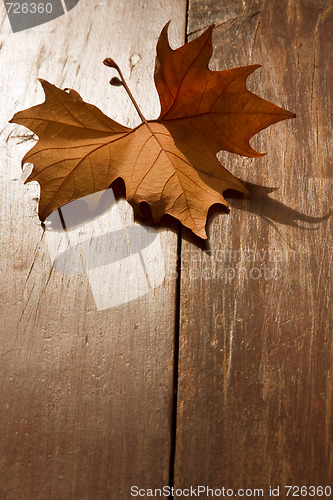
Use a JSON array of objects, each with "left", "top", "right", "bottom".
[{"left": 10, "top": 23, "right": 295, "bottom": 239}]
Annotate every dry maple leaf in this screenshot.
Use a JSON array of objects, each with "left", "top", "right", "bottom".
[{"left": 10, "top": 23, "right": 295, "bottom": 239}]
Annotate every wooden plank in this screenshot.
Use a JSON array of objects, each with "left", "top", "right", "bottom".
[
  {"left": 0, "top": 1, "right": 186, "bottom": 498},
  {"left": 175, "top": 0, "right": 332, "bottom": 493}
]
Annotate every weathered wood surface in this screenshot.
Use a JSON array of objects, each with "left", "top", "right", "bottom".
[
  {"left": 1, "top": 0, "right": 332, "bottom": 498},
  {"left": 175, "top": 0, "right": 332, "bottom": 494},
  {"left": 0, "top": 1, "right": 186, "bottom": 499}
]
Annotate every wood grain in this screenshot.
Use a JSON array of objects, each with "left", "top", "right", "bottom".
[
  {"left": 175, "top": 0, "right": 332, "bottom": 493},
  {"left": 2, "top": 0, "right": 332, "bottom": 497},
  {"left": 0, "top": 1, "right": 186, "bottom": 499}
]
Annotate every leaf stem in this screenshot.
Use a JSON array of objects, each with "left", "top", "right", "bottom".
[{"left": 103, "top": 58, "right": 146, "bottom": 124}]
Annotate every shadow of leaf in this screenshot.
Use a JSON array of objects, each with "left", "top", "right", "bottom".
[
  {"left": 209, "top": 180, "right": 330, "bottom": 249},
  {"left": 224, "top": 180, "right": 331, "bottom": 229}
]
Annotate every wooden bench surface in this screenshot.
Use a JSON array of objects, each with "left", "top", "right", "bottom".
[{"left": 0, "top": 0, "right": 331, "bottom": 498}]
